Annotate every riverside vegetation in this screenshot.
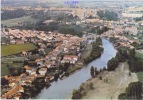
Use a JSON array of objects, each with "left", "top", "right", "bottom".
[
  {"left": 71, "top": 37, "right": 104, "bottom": 99},
  {"left": 83, "top": 37, "right": 104, "bottom": 64},
  {"left": 108, "top": 38, "right": 143, "bottom": 99},
  {"left": 72, "top": 37, "right": 143, "bottom": 99}
]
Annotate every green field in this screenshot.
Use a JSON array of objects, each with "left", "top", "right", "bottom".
[
  {"left": 1, "top": 43, "right": 37, "bottom": 56},
  {"left": 1, "top": 16, "right": 39, "bottom": 27},
  {"left": 137, "top": 72, "right": 143, "bottom": 83}
]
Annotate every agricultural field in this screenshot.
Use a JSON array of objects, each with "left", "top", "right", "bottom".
[
  {"left": 1, "top": 43, "right": 37, "bottom": 56},
  {"left": 1, "top": 16, "right": 39, "bottom": 27}
]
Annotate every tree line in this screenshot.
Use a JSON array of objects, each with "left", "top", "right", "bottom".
[
  {"left": 2, "top": 9, "right": 27, "bottom": 20},
  {"left": 97, "top": 10, "right": 118, "bottom": 21},
  {"left": 118, "top": 81, "right": 143, "bottom": 99},
  {"left": 84, "top": 37, "right": 104, "bottom": 64}
]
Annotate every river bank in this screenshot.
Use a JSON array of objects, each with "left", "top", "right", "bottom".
[
  {"left": 60, "top": 38, "right": 103, "bottom": 79},
  {"left": 19, "top": 37, "right": 104, "bottom": 99},
  {"left": 35, "top": 38, "right": 117, "bottom": 99},
  {"left": 79, "top": 62, "right": 138, "bottom": 99},
  {"left": 60, "top": 43, "right": 92, "bottom": 79}
]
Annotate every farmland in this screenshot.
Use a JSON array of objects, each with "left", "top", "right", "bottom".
[
  {"left": 1, "top": 43, "right": 37, "bottom": 56},
  {"left": 1, "top": 16, "right": 39, "bottom": 27}
]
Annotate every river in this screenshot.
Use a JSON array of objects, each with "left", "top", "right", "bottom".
[{"left": 35, "top": 38, "right": 117, "bottom": 99}]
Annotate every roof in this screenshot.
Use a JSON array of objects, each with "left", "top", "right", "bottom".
[
  {"left": 39, "top": 68, "right": 47, "bottom": 71},
  {"left": 20, "top": 73, "right": 27, "bottom": 77},
  {"left": 24, "top": 65, "right": 32, "bottom": 70},
  {"left": 2, "top": 84, "right": 23, "bottom": 98},
  {"left": 64, "top": 55, "right": 78, "bottom": 59}
]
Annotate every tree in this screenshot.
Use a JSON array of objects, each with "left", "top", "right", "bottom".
[
  {"left": 99, "top": 76, "right": 102, "bottom": 80},
  {"left": 72, "top": 89, "right": 81, "bottom": 99},
  {"left": 89, "top": 82, "right": 94, "bottom": 89},
  {"left": 129, "top": 72, "right": 131, "bottom": 76},
  {"left": 126, "top": 81, "right": 143, "bottom": 99},
  {"left": 54, "top": 73, "right": 59, "bottom": 81},
  {"left": 59, "top": 64, "right": 64, "bottom": 70},
  {"left": 13, "top": 70, "right": 19, "bottom": 76},
  {"left": 97, "top": 10, "right": 118, "bottom": 21},
  {"left": 99, "top": 68, "right": 103, "bottom": 72},
  {"left": 129, "top": 48, "right": 135, "bottom": 58},
  {"left": 107, "top": 57, "right": 119, "bottom": 71},
  {"left": 118, "top": 93, "right": 127, "bottom": 99},
  {"left": 94, "top": 67, "right": 97, "bottom": 76},
  {"left": 119, "top": 81, "right": 143, "bottom": 99},
  {"left": 90, "top": 66, "right": 95, "bottom": 78},
  {"left": 63, "top": 62, "right": 70, "bottom": 71},
  {"left": 103, "top": 67, "right": 107, "bottom": 71},
  {"left": 1, "top": 78, "right": 8, "bottom": 86},
  {"left": 5, "top": 28, "right": 9, "bottom": 32},
  {"left": 21, "top": 68, "right": 26, "bottom": 73}
]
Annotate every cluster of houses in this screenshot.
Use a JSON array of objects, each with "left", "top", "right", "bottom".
[
  {"left": 102, "top": 30, "right": 134, "bottom": 49},
  {"left": 1, "top": 28, "right": 87, "bottom": 99},
  {"left": 36, "top": 33, "right": 85, "bottom": 68}
]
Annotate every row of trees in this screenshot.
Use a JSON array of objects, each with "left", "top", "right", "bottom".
[
  {"left": 97, "top": 26, "right": 110, "bottom": 35},
  {"left": 84, "top": 38, "right": 104, "bottom": 64},
  {"left": 97, "top": 10, "right": 118, "bottom": 21},
  {"left": 2, "top": 9, "right": 27, "bottom": 20},
  {"left": 6, "top": 64, "right": 26, "bottom": 76},
  {"left": 58, "top": 26, "right": 83, "bottom": 37},
  {"left": 21, "top": 78, "right": 50, "bottom": 99},
  {"left": 109, "top": 37, "right": 143, "bottom": 72},
  {"left": 118, "top": 81, "right": 143, "bottom": 99},
  {"left": 90, "top": 66, "right": 106, "bottom": 78},
  {"left": 72, "top": 82, "right": 93, "bottom": 99}
]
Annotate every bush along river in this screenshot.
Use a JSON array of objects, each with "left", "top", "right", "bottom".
[{"left": 34, "top": 38, "right": 117, "bottom": 99}]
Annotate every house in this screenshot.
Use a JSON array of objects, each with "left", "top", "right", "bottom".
[
  {"left": 24, "top": 65, "right": 32, "bottom": 73},
  {"left": 9, "top": 83, "right": 16, "bottom": 87},
  {"left": 44, "top": 61, "right": 52, "bottom": 68},
  {"left": 20, "top": 73, "right": 27, "bottom": 78},
  {"left": 30, "top": 71, "right": 37, "bottom": 76},
  {"left": 63, "top": 55, "right": 78, "bottom": 61},
  {"left": 39, "top": 68, "right": 47, "bottom": 75},
  {"left": 22, "top": 51, "right": 27, "bottom": 56},
  {"left": 61, "top": 55, "right": 78, "bottom": 64},
  {"left": 10, "top": 39, "right": 16, "bottom": 44},
  {"left": 2, "top": 84, "right": 23, "bottom": 99},
  {"left": 125, "top": 26, "right": 138, "bottom": 35},
  {"left": 13, "top": 92, "right": 22, "bottom": 100}
]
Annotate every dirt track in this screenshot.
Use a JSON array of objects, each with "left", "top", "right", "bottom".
[{"left": 82, "top": 62, "right": 138, "bottom": 99}]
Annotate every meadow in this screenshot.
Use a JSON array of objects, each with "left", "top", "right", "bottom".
[
  {"left": 1, "top": 16, "right": 39, "bottom": 27},
  {"left": 1, "top": 43, "right": 37, "bottom": 56}
]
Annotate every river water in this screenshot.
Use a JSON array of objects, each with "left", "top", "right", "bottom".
[{"left": 35, "top": 38, "right": 117, "bottom": 99}]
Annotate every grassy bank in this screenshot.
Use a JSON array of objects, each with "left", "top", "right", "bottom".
[
  {"left": 1, "top": 43, "right": 37, "bottom": 56},
  {"left": 77, "top": 62, "right": 138, "bottom": 99}
]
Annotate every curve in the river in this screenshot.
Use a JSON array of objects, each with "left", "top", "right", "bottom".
[{"left": 35, "top": 38, "right": 117, "bottom": 99}]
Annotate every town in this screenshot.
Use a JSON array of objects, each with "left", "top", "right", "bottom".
[{"left": 1, "top": 0, "right": 143, "bottom": 99}]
